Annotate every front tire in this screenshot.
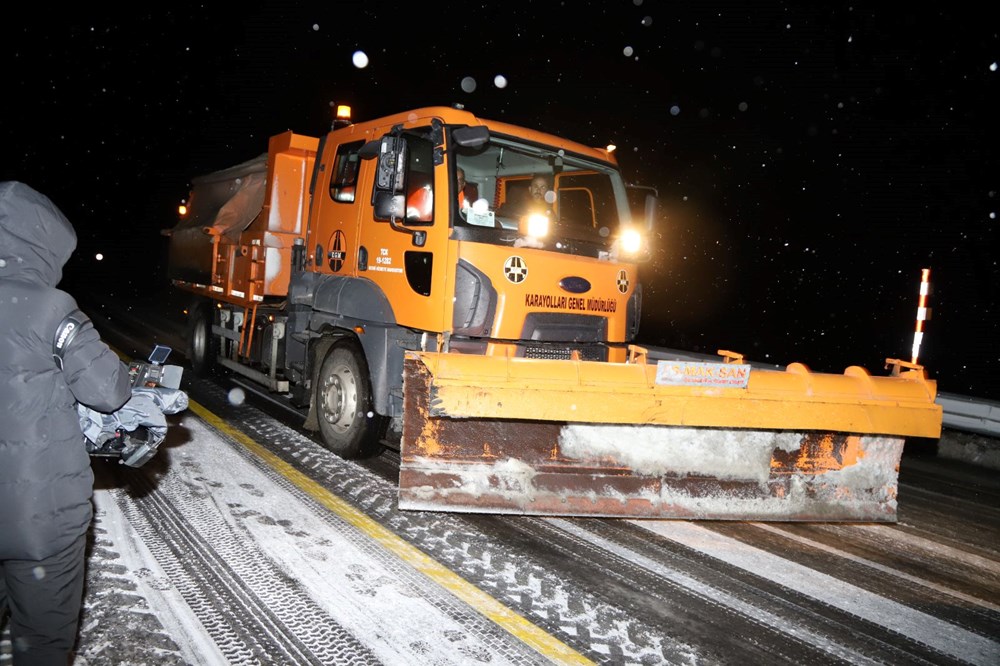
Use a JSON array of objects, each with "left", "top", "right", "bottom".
[
  {"left": 315, "top": 340, "right": 384, "bottom": 459},
  {"left": 187, "top": 300, "right": 218, "bottom": 377}
]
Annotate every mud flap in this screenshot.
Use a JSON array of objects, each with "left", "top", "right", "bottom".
[{"left": 399, "top": 352, "right": 941, "bottom": 522}]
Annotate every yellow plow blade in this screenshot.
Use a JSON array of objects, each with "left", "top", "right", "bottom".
[{"left": 399, "top": 350, "right": 942, "bottom": 522}]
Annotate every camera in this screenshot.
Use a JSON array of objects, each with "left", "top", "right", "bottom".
[{"left": 80, "top": 345, "right": 189, "bottom": 467}]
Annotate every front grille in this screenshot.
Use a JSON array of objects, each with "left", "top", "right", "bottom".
[{"left": 522, "top": 344, "right": 607, "bottom": 361}]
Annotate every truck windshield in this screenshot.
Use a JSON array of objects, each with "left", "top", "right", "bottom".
[{"left": 450, "top": 133, "right": 631, "bottom": 259}]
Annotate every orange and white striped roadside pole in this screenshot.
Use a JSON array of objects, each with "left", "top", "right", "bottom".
[{"left": 911, "top": 268, "right": 932, "bottom": 365}]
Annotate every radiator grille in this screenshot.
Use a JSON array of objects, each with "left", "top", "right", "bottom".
[{"left": 522, "top": 344, "right": 607, "bottom": 361}]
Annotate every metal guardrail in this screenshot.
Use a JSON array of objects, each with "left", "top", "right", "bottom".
[{"left": 937, "top": 392, "right": 1000, "bottom": 438}]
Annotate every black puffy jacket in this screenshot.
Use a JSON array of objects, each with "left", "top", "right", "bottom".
[{"left": 0, "top": 181, "right": 131, "bottom": 561}]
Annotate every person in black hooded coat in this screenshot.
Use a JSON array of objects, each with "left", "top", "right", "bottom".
[{"left": 0, "top": 181, "right": 131, "bottom": 665}]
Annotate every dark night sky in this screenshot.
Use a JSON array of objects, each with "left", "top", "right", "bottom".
[{"left": 3, "top": 2, "right": 997, "bottom": 400}]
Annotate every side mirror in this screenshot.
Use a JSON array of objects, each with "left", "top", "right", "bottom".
[
  {"left": 360, "top": 136, "right": 407, "bottom": 193},
  {"left": 452, "top": 126, "right": 490, "bottom": 148},
  {"left": 373, "top": 191, "right": 406, "bottom": 219},
  {"left": 627, "top": 184, "right": 659, "bottom": 232},
  {"left": 362, "top": 134, "right": 427, "bottom": 247},
  {"left": 358, "top": 139, "right": 381, "bottom": 159},
  {"left": 376, "top": 137, "right": 407, "bottom": 191},
  {"left": 644, "top": 193, "right": 658, "bottom": 231}
]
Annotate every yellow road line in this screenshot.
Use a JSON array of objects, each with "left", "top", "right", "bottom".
[{"left": 188, "top": 399, "right": 593, "bottom": 665}]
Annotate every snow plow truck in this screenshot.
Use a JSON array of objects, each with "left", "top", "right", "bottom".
[{"left": 164, "top": 104, "right": 942, "bottom": 522}]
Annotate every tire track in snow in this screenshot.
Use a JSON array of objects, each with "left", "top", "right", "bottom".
[
  {"left": 177, "top": 410, "right": 559, "bottom": 665},
  {"left": 112, "top": 459, "right": 378, "bottom": 665}
]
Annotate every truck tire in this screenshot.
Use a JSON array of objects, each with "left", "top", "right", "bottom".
[
  {"left": 316, "top": 340, "right": 384, "bottom": 459},
  {"left": 187, "top": 300, "right": 218, "bottom": 377}
]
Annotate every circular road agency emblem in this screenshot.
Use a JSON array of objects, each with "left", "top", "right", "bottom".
[
  {"left": 504, "top": 255, "right": 528, "bottom": 284},
  {"left": 616, "top": 269, "right": 629, "bottom": 294},
  {"left": 328, "top": 230, "right": 347, "bottom": 272}
]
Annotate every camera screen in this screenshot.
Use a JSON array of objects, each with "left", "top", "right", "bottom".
[{"left": 148, "top": 345, "right": 172, "bottom": 365}]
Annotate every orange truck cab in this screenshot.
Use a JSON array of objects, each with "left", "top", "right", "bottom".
[{"left": 167, "top": 105, "right": 657, "bottom": 457}]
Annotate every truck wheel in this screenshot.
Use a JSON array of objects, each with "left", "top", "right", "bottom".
[
  {"left": 316, "top": 341, "right": 384, "bottom": 459},
  {"left": 187, "top": 301, "right": 218, "bottom": 377}
]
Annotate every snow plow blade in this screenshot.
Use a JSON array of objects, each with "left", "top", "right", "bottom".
[{"left": 398, "top": 349, "right": 942, "bottom": 522}]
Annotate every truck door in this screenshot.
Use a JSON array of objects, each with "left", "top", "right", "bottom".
[
  {"left": 311, "top": 133, "right": 368, "bottom": 282},
  {"left": 354, "top": 124, "right": 450, "bottom": 333},
  {"left": 309, "top": 122, "right": 451, "bottom": 333}
]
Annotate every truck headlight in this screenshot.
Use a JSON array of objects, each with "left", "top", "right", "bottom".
[
  {"left": 619, "top": 228, "right": 643, "bottom": 255},
  {"left": 520, "top": 213, "right": 550, "bottom": 239}
]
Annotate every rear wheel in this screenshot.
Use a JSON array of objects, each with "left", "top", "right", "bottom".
[
  {"left": 315, "top": 340, "right": 384, "bottom": 459},
  {"left": 187, "top": 300, "right": 218, "bottom": 377}
]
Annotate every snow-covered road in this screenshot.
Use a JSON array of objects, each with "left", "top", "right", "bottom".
[
  {"left": 5, "top": 288, "right": 997, "bottom": 665},
  {"left": 83, "top": 413, "right": 550, "bottom": 665},
  {"left": 27, "top": 381, "right": 993, "bottom": 666}
]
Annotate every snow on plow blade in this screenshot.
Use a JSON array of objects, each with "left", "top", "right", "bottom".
[{"left": 398, "top": 349, "right": 943, "bottom": 522}]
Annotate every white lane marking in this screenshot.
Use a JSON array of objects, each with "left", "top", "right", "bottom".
[
  {"left": 754, "top": 523, "right": 1000, "bottom": 613},
  {"left": 848, "top": 523, "right": 1000, "bottom": 575},
  {"left": 632, "top": 521, "right": 1000, "bottom": 666},
  {"left": 548, "top": 518, "right": 880, "bottom": 666}
]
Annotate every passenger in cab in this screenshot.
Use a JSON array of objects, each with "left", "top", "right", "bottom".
[
  {"left": 527, "top": 174, "right": 551, "bottom": 205},
  {"left": 499, "top": 173, "right": 551, "bottom": 218},
  {"left": 456, "top": 168, "right": 479, "bottom": 210}
]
